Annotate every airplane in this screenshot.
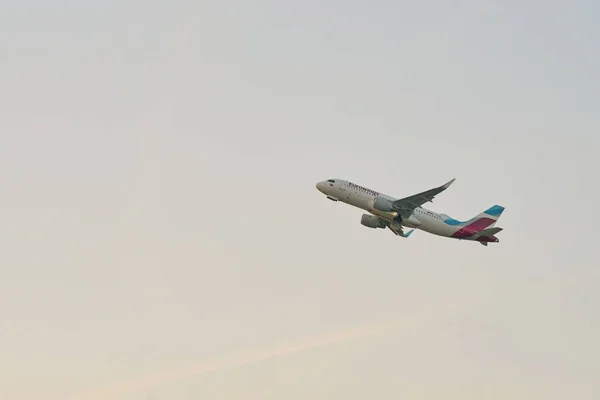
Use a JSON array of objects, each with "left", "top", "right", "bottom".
[{"left": 315, "top": 178, "right": 505, "bottom": 246}]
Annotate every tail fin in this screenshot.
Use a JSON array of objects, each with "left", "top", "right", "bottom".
[
  {"left": 448, "top": 205, "right": 505, "bottom": 240},
  {"left": 470, "top": 205, "right": 505, "bottom": 227}
]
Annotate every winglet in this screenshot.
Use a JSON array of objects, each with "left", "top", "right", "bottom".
[
  {"left": 441, "top": 178, "right": 456, "bottom": 189},
  {"left": 404, "top": 229, "right": 414, "bottom": 238}
]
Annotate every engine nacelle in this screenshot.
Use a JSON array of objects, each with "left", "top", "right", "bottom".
[
  {"left": 360, "top": 214, "right": 386, "bottom": 229},
  {"left": 372, "top": 197, "right": 395, "bottom": 213}
]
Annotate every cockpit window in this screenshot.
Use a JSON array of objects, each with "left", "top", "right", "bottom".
[{"left": 327, "top": 179, "right": 335, "bottom": 183}]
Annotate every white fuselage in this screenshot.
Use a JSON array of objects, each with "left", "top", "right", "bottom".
[{"left": 318, "top": 179, "right": 457, "bottom": 237}]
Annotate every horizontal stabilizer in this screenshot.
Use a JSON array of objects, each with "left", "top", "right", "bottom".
[{"left": 473, "top": 227, "right": 503, "bottom": 238}]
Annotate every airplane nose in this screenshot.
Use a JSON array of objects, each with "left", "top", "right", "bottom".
[{"left": 316, "top": 181, "right": 326, "bottom": 194}]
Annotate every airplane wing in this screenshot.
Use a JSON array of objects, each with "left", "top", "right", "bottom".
[{"left": 392, "top": 178, "right": 455, "bottom": 212}]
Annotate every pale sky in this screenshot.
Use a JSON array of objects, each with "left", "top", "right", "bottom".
[{"left": 1, "top": 0, "right": 599, "bottom": 399}]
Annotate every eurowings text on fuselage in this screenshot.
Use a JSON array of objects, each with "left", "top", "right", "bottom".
[{"left": 315, "top": 178, "right": 504, "bottom": 246}]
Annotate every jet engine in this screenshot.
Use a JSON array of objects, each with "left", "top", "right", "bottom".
[
  {"left": 371, "top": 197, "right": 395, "bottom": 213},
  {"left": 360, "top": 214, "right": 386, "bottom": 229}
]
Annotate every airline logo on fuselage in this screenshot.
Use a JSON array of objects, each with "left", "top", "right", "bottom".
[{"left": 348, "top": 182, "right": 379, "bottom": 197}]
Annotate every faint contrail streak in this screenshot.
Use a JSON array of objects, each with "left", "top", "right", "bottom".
[
  {"left": 69, "top": 272, "right": 591, "bottom": 399},
  {"left": 69, "top": 299, "right": 483, "bottom": 400},
  {"left": 69, "top": 318, "right": 402, "bottom": 400}
]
